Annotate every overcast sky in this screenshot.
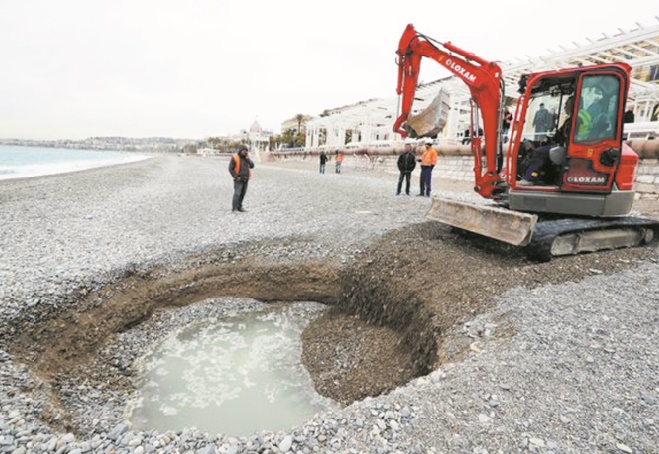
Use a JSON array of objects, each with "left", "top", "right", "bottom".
[{"left": 1, "top": 0, "right": 657, "bottom": 140}]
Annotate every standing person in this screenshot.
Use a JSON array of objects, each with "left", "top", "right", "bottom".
[
  {"left": 319, "top": 152, "right": 327, "bottom": 174},
  {"left": 521, "top": 95, "right": 576, "bottom": 185},
  {"left": 623, "top": 106, "right": 635, "bottom": 138},
  {"left": 228, "top": 144, "right": 254, "bottom": 212},
  {"left": 502, "top": 106, "right": 513, "bottom": 143},
  {"left": 417, "top": 139, "right": 438, "bottom": 197},
  {"left": 533, "top": 103, "right": 551, "bottom": 141},
  {"left": 461, "top": 128, "right": 471, "bottom": 145},
  {"left": 335, "top": 150, "right": 343, "bottom": 174},
  {"left": 396, "top": 140, "right": 416, "bottom": 195}
]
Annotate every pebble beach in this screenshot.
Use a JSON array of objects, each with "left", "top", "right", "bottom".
[{"left": 1, "top": 154, "right": 658, "bottom": 453}]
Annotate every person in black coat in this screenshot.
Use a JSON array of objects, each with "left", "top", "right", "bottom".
[
  {"left": 319, "top": 152, "right": 328, "bottom": 174},
  {"left": 228, "top": 145, "right": 255, "bottom": 212},
  {"left": 396, "top": 142, "right": 417, "bottom": 195}
]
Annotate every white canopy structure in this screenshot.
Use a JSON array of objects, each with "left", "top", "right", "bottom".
[{"left": 305, "top": 19, "right": 659, "bottom": 150}]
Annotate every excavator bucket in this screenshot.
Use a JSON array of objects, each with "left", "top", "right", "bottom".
[
  {"left": 405, "top": 89, "right": 450, "bottom": 137},
  {"left": 426, "top": 197, "right": 538, "bottom": 246}
]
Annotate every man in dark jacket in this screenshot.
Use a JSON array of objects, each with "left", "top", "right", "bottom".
[
  {"left": 396, "top": 141, "right": 417, "bottom": 195},
  {"left": 319, "top": 152, "right": 327, "bottom": 174},
  {"left": 228, "top": 145, "right": 255, "bottom": 212},
  {"left": 533, "top": 103, "right": 551, "bottom": 141}
]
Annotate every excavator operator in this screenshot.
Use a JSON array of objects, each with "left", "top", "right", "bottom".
[
  {"left": 520, "top": 96, "right": 575, "bottom": 185},
  {"left": 553, "top": 95, "right": 575, "bottom": 147}
]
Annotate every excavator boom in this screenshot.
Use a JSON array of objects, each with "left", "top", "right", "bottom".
[
  {"left": 394, "top": 24, "right": 537, "bottom": 246},
  {"left": 395, "top": 24, "right": 505, "bottom": 199}
]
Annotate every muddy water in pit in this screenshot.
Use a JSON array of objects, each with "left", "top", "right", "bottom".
[{"left": 128, "top": 303, "right": 338, "bottom": 436}]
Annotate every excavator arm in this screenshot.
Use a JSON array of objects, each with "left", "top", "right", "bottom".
[{"left": 394, "top": 24, "right": 505, "bottom": 198}]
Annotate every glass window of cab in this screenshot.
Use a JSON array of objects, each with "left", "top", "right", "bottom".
[{"left": 574, "top": 75, "right": 621, "bottom": 144}]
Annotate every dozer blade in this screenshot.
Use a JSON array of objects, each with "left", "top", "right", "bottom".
[{"left": 427, "top": 197, "right": 538, "bottom": 246}]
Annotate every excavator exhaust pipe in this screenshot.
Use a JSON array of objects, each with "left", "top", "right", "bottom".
[{"left": 426, "top": 197, "right": 537, "bottom": 246}]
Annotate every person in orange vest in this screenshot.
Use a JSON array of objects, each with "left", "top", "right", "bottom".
[
  {"left": 417, "top": 139, "right": 438, "bottom": 197},
  {"left": 228, "top": 144, "right": 255, "bottom": 212},
  {"left": 335, "top": 150, "right": 343, "bottom": 174}
]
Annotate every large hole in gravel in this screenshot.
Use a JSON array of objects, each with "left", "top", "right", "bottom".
[
  {"left": 6, "top": 222, "right": 655, "bottom": 435},
  {"left": 8, "top": 255, "right": 430, "bottom": 434}
]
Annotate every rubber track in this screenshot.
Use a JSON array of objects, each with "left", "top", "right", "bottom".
[{"left": 525, "top": 216, "right": 659, "bottom": 262}]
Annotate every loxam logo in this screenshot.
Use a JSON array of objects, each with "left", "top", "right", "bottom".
[
  {"left": 445, "top": 58, "right": 477, "bottom": 83},
  {"left": 567, "top": 176, "right": 607, "bottom": 184}
]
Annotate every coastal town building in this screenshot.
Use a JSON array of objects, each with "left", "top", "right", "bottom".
[
  {"left": 0, "top": 136, "right": 188, "bottom": 152},
  {"left": 219, "top": 119, "right": 274, "bottom": 153},
  {"left": 244, "top": 120, "right": 272, "bottom": 152}
]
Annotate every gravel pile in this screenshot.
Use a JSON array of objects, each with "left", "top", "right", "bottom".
[{"left": 1, "top": 155, "right": 657, "bottom": 453}]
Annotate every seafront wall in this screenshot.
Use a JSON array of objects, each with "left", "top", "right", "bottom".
[{"left": 265, "top": 140, "right": 659, "bottom": 201}]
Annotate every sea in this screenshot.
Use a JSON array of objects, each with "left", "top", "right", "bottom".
[{"left": 0, "top": 145, "right": 151, "bottom": 181}]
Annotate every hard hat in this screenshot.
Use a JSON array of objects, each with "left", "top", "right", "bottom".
[{"left": 424, "top": 139, "right": 434, "bottom": 145}]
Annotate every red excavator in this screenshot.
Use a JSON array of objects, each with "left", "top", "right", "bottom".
[{"left": 394, "top": 24, "right": 658, "bottom": 261}]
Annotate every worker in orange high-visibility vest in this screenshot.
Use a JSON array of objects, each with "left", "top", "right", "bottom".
[
  {"left": 228, "top": 144, "right": 255, "bottom": 212},
  {"left": 417, "top": 139, "right": 438, "bottom": 197},
  {"left": 335, "top": 150, "right": 344, "bottom": 174}
]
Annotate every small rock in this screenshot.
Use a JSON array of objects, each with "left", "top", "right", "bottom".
[
  {"left": 641, "top": 394, "right": 657, "bottom": 406},
  {"left": 278, "top": 435, "right": 292, "bottom": 452},
  {"left": 529, "top": 437, "right": 545, "bottom": 447},
  {"left": 616, "top": 443, "right": 633, "bottom": 453}
]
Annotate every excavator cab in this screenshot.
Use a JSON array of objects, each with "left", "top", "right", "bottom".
[{"left": 507, "top": 64, "right": 637, "bottom": 217}]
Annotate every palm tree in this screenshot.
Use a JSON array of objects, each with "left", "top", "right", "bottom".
[{"left": 294, "top": 113, "right": 306, "bottom": 135}]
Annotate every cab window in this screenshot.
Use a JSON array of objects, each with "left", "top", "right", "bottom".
[{"left": 574, "top": 75, "right": 620, "bottom": 143}]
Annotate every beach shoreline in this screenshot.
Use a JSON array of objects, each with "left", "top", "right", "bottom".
[{"left": 0, "top": 145, "right": 154, "bottom": 182}]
